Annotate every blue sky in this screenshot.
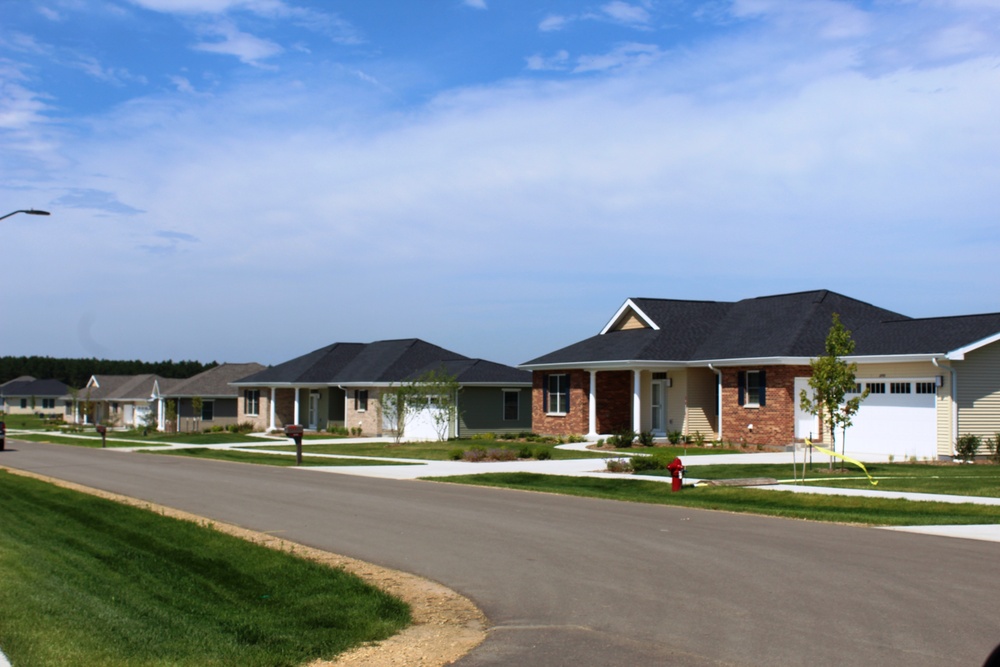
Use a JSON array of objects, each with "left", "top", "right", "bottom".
[{"left": 2, "top": 0, "right": 999, "bottom": 367}]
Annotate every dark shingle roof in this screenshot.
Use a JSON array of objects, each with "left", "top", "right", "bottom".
[
  {"left": 163, "top": 363, "right": 266, "bottom": 398},
  {"left": 522, "top": 289, "right": 1000, "bottom": 366},
  {"left": 232, "top": 339, "right": 529, "bottom": 386},
  {"left": 0, "top": 378, "right": 71, "bottom": 397}
]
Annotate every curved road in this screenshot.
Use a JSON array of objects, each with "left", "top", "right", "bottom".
[{"left": 2, "top": 441, "right": 997, "bottom": 666}]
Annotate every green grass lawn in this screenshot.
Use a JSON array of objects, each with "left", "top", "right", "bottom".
[
  {"left": 246, "top": 439, "right": 614, "bottom": 461},
  {"left": 428, "top": 472, "right": 1000, "bottom": 525},
  {"left": 12, "top": 431, "right": 264, "bottom": 447},
  {"left": 0, "top": 470, "right": 410, "bottom": 667},
  {"left": 11, "top": 434, "right": 169, "bottom": 448},
  {"left": 146, "top": 448, "right": 417, "bottom": 467},
  {"left": 678, "top": 462, "right": 1000, "bottom": 498},
  {"left": 0, "top": 414, "right": 64, "bottom": 429}
]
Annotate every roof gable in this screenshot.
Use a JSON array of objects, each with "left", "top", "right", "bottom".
[{"left": 163, "top": 362, "right": 266, "bottom": 397}]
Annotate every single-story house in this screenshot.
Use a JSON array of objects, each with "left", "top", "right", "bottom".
[
  {"left": 79, "top": 374, "right": 171, "bottom": 427},
  {"left": 154, "top": 362, "right": 265, "bottom": 432},
  {"left": 520, "top": 289, "right": 1000, "bottom": 460},
  {"left": 230, "top": 338, "right": 532, "bottom": 439},
  {"left": 0, "top": 376, "right": 73, "bottom": 419}
]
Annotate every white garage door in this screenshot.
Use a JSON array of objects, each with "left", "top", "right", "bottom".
[{"left": 842, "top": 379, "right": 937, "bottom": 460}]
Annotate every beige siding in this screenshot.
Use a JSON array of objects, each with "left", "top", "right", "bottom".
[
  {"left": 684, "top": 368, "right": 717, "bottom": 438},
  {"left": 954, "top": 342, "right": 1000, "bottom": 454},
  {"left": 666, "top": 371, "right": 686, "bottom": 433}
]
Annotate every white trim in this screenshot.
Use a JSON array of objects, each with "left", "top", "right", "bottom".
[
  {"left": 632, "top": 370, "right": 641, "bottom": 433},
  {"left": 599, "top": 299, "right": 660, "bottom": 335},
  {"left": 521, "top": 353, "right": 951, "bottom": 372},
  {"left": 947, "top": 330, "right": 1000, "bottom": 360},
  {"left": 588, "top": 370, "right": 597, "bottom": 437}
]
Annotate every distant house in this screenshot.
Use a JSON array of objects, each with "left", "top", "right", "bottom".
[
  {"left": 155, "top": 362, "right": 265, "bottom": 432},
  {"left": 231, "top": 339, "right": 532, "bottom": 439},
  {"left": 521, "top": 289, "right": 1000, "bottom": 460},
  {"left": 0, "top": 376, "right": 73, "bottom": 419},
  {"left": 79, "top": 374, "right": 167, "bottom": 427}
]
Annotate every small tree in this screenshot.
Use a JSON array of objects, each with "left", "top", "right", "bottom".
[
  {"left": 800, "top": 313, "right": 867, "bottom": 469},
  {"left": 191, "top": 396, "right": 203, "bottom": 433},
  {"left": 418, "top": 368, "right": 461, "bottom": 441},
  {"left": 165, "top": 399, "right": 177, "bottom": 433},
  {"left": 379, "top": 384, "right": 425, "bottom": 445}
]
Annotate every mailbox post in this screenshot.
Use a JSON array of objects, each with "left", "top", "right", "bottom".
[
  {"left": 96, "top": 424, "right": 107, "bottom": 448},
  {"left": 284, "top": 424, "right": 304, "bottom": 465},
  {"left": 0, "top": 420, "right": 5, "bottom": 451}
]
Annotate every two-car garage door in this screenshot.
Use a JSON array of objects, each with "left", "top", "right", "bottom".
[{"left": 795, "top": 378, "right": 938, "bottom": 460}]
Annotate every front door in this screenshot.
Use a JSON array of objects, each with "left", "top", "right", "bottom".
[
  {"left": 308, "top": 392, "right": 320, "bottom": 430},
  {"left": 651, "top": 381, "right": 667, "bottom": 435}
]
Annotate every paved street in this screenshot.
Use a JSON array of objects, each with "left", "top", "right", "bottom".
[{"left": 2, "top": 440, "right": 998, "bottom": 666}]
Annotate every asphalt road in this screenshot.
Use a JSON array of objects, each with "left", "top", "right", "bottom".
[{"left": 2, "top": 440, "right": 998, "bottom": 667}]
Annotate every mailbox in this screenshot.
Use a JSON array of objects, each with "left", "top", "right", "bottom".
[
  {"left": 96, "top": 424, "right": 108, "bottom": 448},
  {"left": 0, "top": 420, "right": 5, "bottom": 451},
  {"left": 284, "top": 424, "right": 304, "bottom": 465}
]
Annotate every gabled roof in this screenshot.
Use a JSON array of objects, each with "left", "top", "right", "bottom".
[
  {"left": 0, "top": 378, "right": 71, "bottom": 397},
  {"left": 521, "top": 289, "right": 1000, "bottom": 367},
  {"left": 161, "top": 363, "right": 266, "bottom": 398},
  {"left": 232, "top": 339, "right": 530, "bottom": 386},
  {"left": 84, "top": 374, "right": 162, "bottom": 401}
]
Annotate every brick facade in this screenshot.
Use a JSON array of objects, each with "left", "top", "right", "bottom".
[
  {"left": 595, "top": 371, "right": 632, "bottom": 434},
  {"left": 532, "top": 370, "right": 590, "bottom": 435},
  {"left": 721, "top": 365, "right": 813, "bottom": 446}
]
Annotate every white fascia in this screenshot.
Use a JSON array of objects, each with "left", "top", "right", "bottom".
[
  {"left": 519, "top": 360, "right": 684, "bottom": 371},
  {"left": 946, "top": 331, "right": 1000, "bottom": 361},
  {"left": 599, "top": 299, "right": 660, "bottom": 335}
]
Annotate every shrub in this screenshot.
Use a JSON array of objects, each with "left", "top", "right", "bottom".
[
  {"left": 517, "top": 445, "right": 533, "bottom": 459},
  {"left": 637, "top": 430, "right": 655, "bottom": 447},
  {"left": 326, "top": 423, "right": 349, "bottom": 436},
  {"left": 988, "top": 434, "right": 1000, "bottom": 465},
  {"left": 534, "top": 448, "right": 552, "bottom": 460},
  {"left": 566, "top": 434, "right": 587, "bottom": 444},
  {"left": 605, "top": 458, "right": 633, "bottom": 473},
  {"left": 692, "top": 431, "right": 706, "bottom": 447},
  {"left": 350, "top": 426, "right": 362, "bottom": 436},
  {"left": 448, "top": 448, "right": 464, "bottom": 461},
  {"left": 472, "top": 432, "right": 496, "bottom": 441},
  {"left": 956, "top": 434, "right": 981, "bottom": 463},
  {"left": 667, "top": 430, "right": 682, "bottom": 445},
  {"left": 609, "top": 429, "right": 635, "bottom": 448},
  {"left": 462, "top": 446, "right": 488, "bottom": 462},
  {"left": 630, "top": 454, "right": 667, "bottom": 473},
  {"left": 499, "top": 432, "right": 517, "bottom": 440},
  {"left": 487, "top": 448, "right": 518, "bottom": 461}
]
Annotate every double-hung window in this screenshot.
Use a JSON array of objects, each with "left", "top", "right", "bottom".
[
  {"left": 201, "top": 400, "right": 214, "bottom": 421},
  {"left": 354, "top": 389, "right": 368, "bottom": 412},
  {"left": 503, "top": 390, "right": 519, "bottom": 421},
  {"left": 738, "top": 370, "right": 766, "bottom": 407},
  {"left": 244, "top": 389, "right": 260, "bottom": 416},
  {"left": 545, "top": 374, "right": 569, "bottom": 415}
]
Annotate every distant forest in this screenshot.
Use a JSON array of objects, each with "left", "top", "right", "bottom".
[{"left": 0, "top": 356, "right": 218, "bottom": 389}]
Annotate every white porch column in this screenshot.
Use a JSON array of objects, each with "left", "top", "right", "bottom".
[
  {"left": 294, "top": 387, "right": 301, "bottom": 425},
  {"left": 268, "top": 388, "right": 277, "bottom": 431},
  {"left": 157, "top": 399, "right": 164, "bottom": 432},
  {"left": 632, "top": 370, "right": 642, "bottom": 433},
  {"left": 588, "top": 370, "right": 598, "bottom": 437}
]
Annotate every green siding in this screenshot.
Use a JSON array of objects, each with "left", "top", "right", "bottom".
[{"left": 458, "top": 387, "right": 532, "bottom": 435}]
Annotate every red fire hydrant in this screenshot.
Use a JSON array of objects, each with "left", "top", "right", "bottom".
[{"left": 667, "top": 457, "right": 685, "bottom": 492}]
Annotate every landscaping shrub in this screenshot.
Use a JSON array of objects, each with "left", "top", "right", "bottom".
[
  {"left": 989, "top": 434, "right": 1000, "bottom": 465},
  {"left": 517, "top": 445, "right": 533, "bottom": 459},
  {"left": 667, "top": 430, "right": 682, "bottom": 445},
  {"left": 956, "top": 434, "right": 981, "bottom": 463},
  {"left": 534, "top": 448, "right": 552, "bottom": 461},
  {"left": 487, "top": 448, "right": 518, "bottom": 462},
  {"left": 630, "top": 452, "right": 671, "bottom": 473},
  {"left": 605, "top": 458, "right": 633, "bottom": 473},
  {"left": 462, "top": 446, "right": 488, "bottom": 462},
  {"left": 609, "top": 429, "right": 635, "bottom": 448},
  {"left": 326, "top": 424, "right": 349, "bottom": 436},
  {"left": 472, "top": 432, "right": 496, "bottom": 441},
  {"left": 448, "top": 448, "right": 464, "bottom": 461},
  {"left": 637, "top": 430, "right": 655, "bottom": 447}
]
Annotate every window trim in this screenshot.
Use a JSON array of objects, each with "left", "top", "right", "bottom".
[
  {"left": 738, "top": 370, "right": 766, "bottom": 408},
  {"left": 201, "top": 399, "right": 215, "bottom": 422},
  {"left": 244, "top": 389, "right": 260, "bottom": 417},
  {"left": 502, "top": 389, "right": 519, "bottom": 421},
  {"left": 354, "top": 389, "right": 369, "bottom": 413},
  {"left": 544, "top": 374, "right": 569, "bottom": 415}
]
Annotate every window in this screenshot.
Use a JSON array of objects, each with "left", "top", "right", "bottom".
[
  {"left": 890, "top": 382, "right": 911, "bottom": 394},
  {"left": 738, "top": 370, "right": 766, "bottom": 407},
  {"left": 503, "top": 390, "right": 519, "bottom": 421},
  {"left": 354, "top": 389, "right": 368, "bottom": 412},
  {"left": 20, "top": 399, "right": 27, "bottom": 409},
  {"left": 846, "top": 383, "right": 862, "bottom": 394},
  {"left": 244, "top": 389, "right": 260, "bottom": 416},
  {"left": 545, "top": 374, "right": 569, "bottom": 414},
  {"left": 42, "top": 398, "right": 55, "bottom": 409},
  {"left": 867, "top": 382, "right": 886, "bottom": 394},
  {"left": 916, "top": 382, "right": 936, "bottom": 394},
  {"left": 201, "top": 400, "right": 214, "bottom": 421}
]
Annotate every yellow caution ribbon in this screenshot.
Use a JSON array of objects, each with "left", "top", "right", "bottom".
[{"left": 804, "top": 439, "right": 878, "bottom": 486}]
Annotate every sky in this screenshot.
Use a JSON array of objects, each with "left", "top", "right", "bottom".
[{"left": 2, "top": 0, "right": 1000, "bottom": 368}]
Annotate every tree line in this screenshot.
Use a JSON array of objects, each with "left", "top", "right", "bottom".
[{"left": 0, "top": 356, "right": 218, "bottom": 389}]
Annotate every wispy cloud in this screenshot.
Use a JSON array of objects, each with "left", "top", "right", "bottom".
[
  {"left": 463, "top": 0, "right": 488, "bottom": 9},
  {"left": 193, "top": 20, "right": 283, "bottom": 65},
  {"left": 526, "top": 50, "right": 570, "bottom": 71},
  {"left": 598, "top": 1, "right": 653, "bottom": 29},
  {"left": 574, "top": 43, "right": 661, "bottom": 73},
  {"left": 539, "top": 14, "right": 570, "bottom": 32},
  {"left": 51, "top": 189, "right": 145, "bottom": 215}
]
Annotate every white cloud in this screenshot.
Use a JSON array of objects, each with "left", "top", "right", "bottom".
[
  {"left": 193, "top": 21, "right": 283, "bottom": 64},
  {"left": 73, "top": 55, "right": 148, "bottom": 86},
  {"left": 463, "top": 0, "right": 488, "bottom": 9},
  {"left": 600, "top": 1, "right": 653, "bottom": 28},
  {"left": 126, "top": 0, "right": 287, "bottom": 15},
  {"left": 539, "top": 14, "right": 570, "bottom": 32},
  {"left": 526, "top": 50, "right": 570, "bottom": 71},
  {"left": 574, "top": 43, "right": 661, "bottom": 72},
  {"left": 731, "top": 0, "right": 872, "bottom": 40}
]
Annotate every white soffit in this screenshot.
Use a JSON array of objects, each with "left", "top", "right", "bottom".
[{"left": 600, "top": 299, "right": 660, "bottom": 335}]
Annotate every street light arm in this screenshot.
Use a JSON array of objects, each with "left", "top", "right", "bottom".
[{"left": 0, "top": 209, "right": 51, "bottom": 221}]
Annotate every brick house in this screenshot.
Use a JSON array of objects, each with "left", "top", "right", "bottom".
[{"left": 521, "top": 290, "right": 1000, "bottom": 460}]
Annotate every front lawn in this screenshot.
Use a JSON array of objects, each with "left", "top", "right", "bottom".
[
  {"left": 146, "top": 448, "right": 417, "bottom": 467},
  {"left": 428, "top": 472, "right": 1000, "bottom": 525},
  {"left": 13, "top": 432, "right": 264, "bottom": 447},
  {"left": 0, "top": 470, "right": 410, "bottom": 666},
  {"left": 682, "top": 462, "right": 1000, "bottom": 498},
  {"left": 11, "top": 434, "right": 168, "bottom": 448},
  {"left": 246, "top": 438, "right": 614, "bottom": 461}
]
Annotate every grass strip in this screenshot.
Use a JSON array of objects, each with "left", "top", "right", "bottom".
[
  {"left": 246, "top": 439, "right": 611, "bottom": 461},
  {"left": 11, "top": 434, "right": 168, "bottom": 448},
  {"left": 0, "top": 470, "right": 410, "bottom": 667},
  {"left": 427, "top": 472, "right": 1000, "bottom": 525},
  {"left": 146, "top": 448, "right": 416, "bottom": 467},
  {"left": 680, "top": 462, "right": 1000, "bottom": 498}
]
